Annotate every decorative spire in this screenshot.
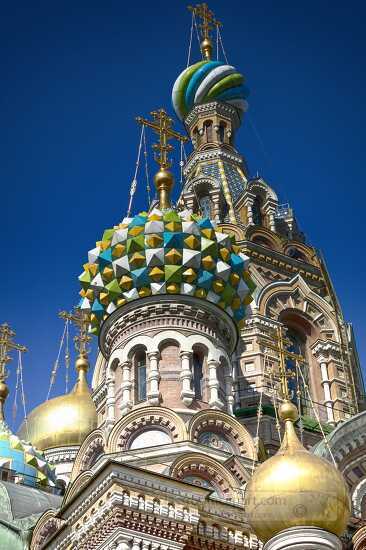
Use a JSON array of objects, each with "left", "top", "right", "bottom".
[
  {"left": 0, "top": 323, "right": 27, "bottom": 422},
  {"left": 59, "top": 309, "right": 91, "bottom": 386},
  {"left": 136, "top": 109, "right": 188, "bottom": 209},
  {"left": 188, "top": 3, "right": 222, "bottom": 60}
]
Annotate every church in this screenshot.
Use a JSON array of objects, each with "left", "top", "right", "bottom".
[{"left": 1, "top": 3, "right": 366, "bottom": 549}]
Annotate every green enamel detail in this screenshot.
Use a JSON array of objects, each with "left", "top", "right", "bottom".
[{"left": 79, "top": 208, "right": 256, "bottom": 334}]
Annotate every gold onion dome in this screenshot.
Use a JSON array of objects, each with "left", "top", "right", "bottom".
[
  {"left": 245, "top": 400, "right": 350, "bottom": 543},
  {"left": 18, "top": 355, "right": 97, "bottom": 451}
]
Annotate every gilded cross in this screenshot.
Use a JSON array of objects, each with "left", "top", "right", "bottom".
[
  {"left": 188, "top": 3, "right": 222, "bottom": 60},
  {"left": 59, "top": 309, "right": 91, "bottom": 358},
  {"left": 259, "top": 326, "right": 305, "bottom": 400},
  {"left": 136, "top": 109, "right": 188, "bottom": 209},
  {"left": 136, "top": 109, "right": 187, "bottom": 171},
  {"left": 0, "top": 323, "right": 27, "bottom": 420}
]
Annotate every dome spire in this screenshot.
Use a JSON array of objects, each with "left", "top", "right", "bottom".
[
  {"left": 136, "top": 109, "right": 188, "bottom": 209},
  {"left": 59, "top": 309, "right": 91, "bottom": 387},
  {"left": 0, "top": 323, "right": 27, "bottom": 422},
  {"left": 188, "top": 3, "right": 222, "bottom": 61}
]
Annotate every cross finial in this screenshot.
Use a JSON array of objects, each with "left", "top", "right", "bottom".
[
  {"left": 260, "top": 325, "right": 305, "bottom": 401},
  {"left": 59, "top": 309, "right": 91, "bottom": 359},
  {"left": 0, "top": 323, "right": 27, "bottom": 421},
  {"left": 188, "top": 3, "right": 222, "bottom": 60},
  {"left": 136, "top": 109, "right": 188, "bottom": 209}
]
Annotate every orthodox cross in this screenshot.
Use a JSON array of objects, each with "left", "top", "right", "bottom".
[
  {"left": 0, "top": 323, "right": 27, "bottom": 420},
  {"left": 136, "top": 109, "right": 188, "bottom": 209},
  {"left": 260, "top": 325, "right": 305, "bottom": 401},
  {"left": 59, "top": 309, "right": 91, "bottom": 358},
  {"left": 188, "top": 3, "right": 222, "bottom": 60},
  {"left": 136, "top": 109, "right": 187, "bottom": 171}
]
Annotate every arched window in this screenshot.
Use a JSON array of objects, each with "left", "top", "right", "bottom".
[
  {"left": 285, "top": 328, "right": 309, "bottom": 415},
  {"left": 135, "top": 350, "right": 147, "bottom": 402},
  {"left": 287, "top": 247, "right": 307, "bottom": 262},
  {"left": 218, "top": 122, "right": 226, "bottom": 143},
  {"left": 199, "top": 195, "right": 211, "bottom": 218},
  {"left": 252, "top": 196, "right": 263, "bottom": 226},
  {"left": 204, "top": 120, "right": 213, "bottom": 142},
  {"left": 193, "top": 351, "right": 204, "bottom": 400},
  {"left": 252, "top": 235, "right": 273, "bottom": 249}
]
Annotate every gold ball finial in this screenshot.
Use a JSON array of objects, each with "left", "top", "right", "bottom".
[
  {"left": 154, "top": 168, "right": 174, "bottom": 210},
  {"left": 75, "top": 355, "right": 89, "bottom": 373},
  {"left": 278, "top": 399, "right": 299, "bottom": 423},
  {"left": 201, "top": 37, "right": 212, "bottom": 60}
]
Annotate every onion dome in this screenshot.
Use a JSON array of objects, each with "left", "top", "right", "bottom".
[
  {"left": 78, "top": 208, "right": 256, "bottom": 335},
  {"left": 172, "top": 60, "right": 249, "bottom": 121},
  {"left": 18, "top": 355, "right": 97, "bottom": 451},
  {"left": 0, "top": 419, "right": 56, "bottom": 487},
  {"left": 245, "top": 400, "right": 351, "bottom": 543}
]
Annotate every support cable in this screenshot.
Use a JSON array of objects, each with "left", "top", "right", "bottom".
[
  {"left": 127, "top": 124, "right": 144, "bottom": 218},
  {"left": 142, "top": 126, "right": 151, "bottom": 207},
  {"left": 18, "top": 351, "right": 29, "bottom": 441},
  {"left": 297, "top": 360, "right": 337, "bottom": 467},
  {"left": 251, "top": 385, "right": 263, "bottom": 475},
  {"left": 186, "top": 10, "right": 195, "bottom": 67},
  {"left": 65, "top": 319, "right": 70, "bottom": 393},
  {"left": 193, "top": 12, "right": 202, "bottom": 59},
  {"left": 12, "top": 358, "right": 20, "bottom": 422},
  {"left": 46, "top": 321, "right": 67, "bottom": 401},
  {"left": 216, "top": 24, "right": 219, "bottom": 60},
  {"left": 217, "top": 26, "right": 228, "bottom": 64},
  {"left": 295, "top": 361, "right": 304, "bottom": 444}
]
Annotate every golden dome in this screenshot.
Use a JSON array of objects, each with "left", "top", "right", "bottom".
[
  {"left": 18, "top": 358, "right": 97, "bottom": 451},
  {"left": 245, "top": 401, "right": 350, "bottom": 543}
]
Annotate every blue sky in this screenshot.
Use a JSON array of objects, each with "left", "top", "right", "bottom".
[{"left": 1, "top": 0, "right": 365, "bottom": 429}]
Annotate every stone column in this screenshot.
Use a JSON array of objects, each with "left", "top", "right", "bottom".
[
  {"left": 120, "top": 360, "right": 132, "bottom": 416},
  {"left": 105, "top": 372, "right": 116, "bottom": 432},
  {"left": 131, "top": 538, "right": 142, "bottom": 550},
  {"left": 180, "top": 350, "right": 195, "bottom": 406},
  {"left": 210, "top": 190, "right": 221, "bottom": 223},
  {"left": 319, "top": 360, "right": 335, "bottom": 423},
  {"left": 224, "top": 367, "right": 234, "bottom": 415},
  {"left": 208, "top": 359, "right": 224, "bottom": 410},
  {"left": 147, "top": 351, "right": 160, "bottom": 406},
  {"left": 264, "top": 526, "right": 342, "bottom": 550},
  {"left": 243, "top": 192, "right": 256, "bottom": 225},
  {"left": 263, "top": 198, "right": 277, "bottom": 233}
]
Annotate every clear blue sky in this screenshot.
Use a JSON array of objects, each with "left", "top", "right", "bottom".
[{"left": 1, "top": 0, "right": 365, "bottom": 430}]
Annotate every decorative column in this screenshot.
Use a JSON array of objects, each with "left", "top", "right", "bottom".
[
  {"left": 318, "top": 358, "right": 335, "bottom": 423},
  {"left": 210, "top": 190, "right": 221, "bottom": 223},
  {"left": 263, "top": 198, "right": 277, "bottom": 233},
  {"left": 243, "top": 191, "right": 256, "bottom": 225},
  {"left": 120, "top": 360, "right": 133, "bottom": 416},
  {"left": 264, "top": 526, "right": 342, "bottom": 550},
  {"left": 147, "top": 351, "right": 160, "bottom": 406},
  {"left": 105, "top": 371, "right": 116, "bottom": 432},
  {"left": 132, "top": 538, "right": 142, "bottom": 550},
  {"left": 208, "top": 359, "right": 224, "bottom": 410},
  {"left": 224, "top": 366, "right": 234, "bottom": 415},
  {"left": 180, "top": 351, "right": 195, "bottom": 406}
]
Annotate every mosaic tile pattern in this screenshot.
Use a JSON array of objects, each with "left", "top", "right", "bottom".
[
  {"left": 0, "top": 421, "right": 56, "bottom": 487},
  {"left": 79, "top": 209, "right": 256, "bottom": 335}
]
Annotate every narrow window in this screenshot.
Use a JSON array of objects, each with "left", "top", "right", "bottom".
[
  {"left": 193, "top": 352, "right": 203, "bottom": 399},
  {"left": 136, "top": 351, "right": 147, "bottom": 401}
]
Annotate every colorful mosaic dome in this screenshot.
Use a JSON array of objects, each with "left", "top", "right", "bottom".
[
  {"left": 172, "top": 60, "right": 249, "bottom": 121},
  {"left": 79, "top": 208, "right": 255, "bottom": 335},
  {"left": 0, "top": 420, "right": 56, "bottom": 487}
]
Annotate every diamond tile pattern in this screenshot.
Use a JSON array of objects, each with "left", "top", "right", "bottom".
[{"left": 79, "top": 209, "right": 256, "bottom": 334}]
